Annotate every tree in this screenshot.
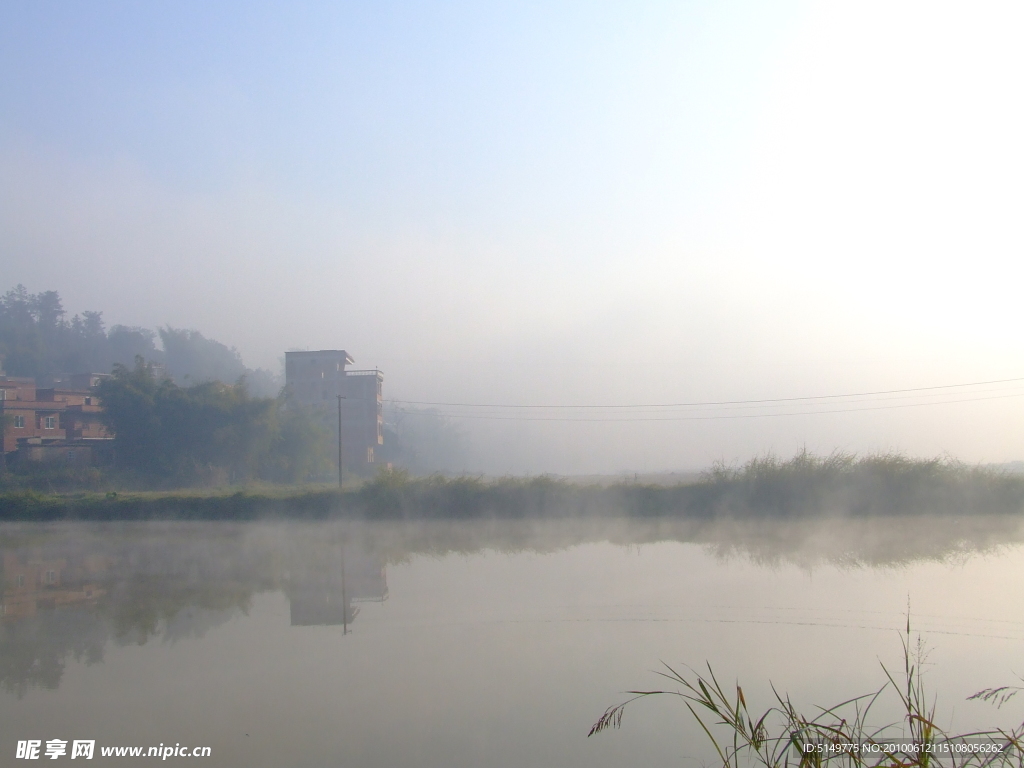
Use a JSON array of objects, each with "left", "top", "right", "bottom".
[
  {"left": 158, "top": 327, "right": 246, "bottom": 386},
  {"left": 107, "top": 325, "right": 161, "bottom": 368},
  {"left": 96, "top": 358, "right": 329, "bottom": 485},
  {"left": 0, "top": 285, "right": 128, "bottom": 380},
  {"left": 263, "top": 401, "right": 332, "bottom": 483}
]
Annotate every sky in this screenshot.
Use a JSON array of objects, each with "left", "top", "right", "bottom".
[{"left": 2, "top": 0, "right": 1024, "bottom": 473}]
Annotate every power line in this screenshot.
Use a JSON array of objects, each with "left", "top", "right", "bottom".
[
  {"left": 388, "top": 376, "right": 1024, "bottom": 411},
  {"left": 389, "top": 391, "right": 1024, "bottom": 423},
  {"left": 395, "top": 383, "right": 1024, "bottom": 417}
]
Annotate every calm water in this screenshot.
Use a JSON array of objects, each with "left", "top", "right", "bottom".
[{"left": 3, "top": 515, "right": 1024, "bottom": 766}]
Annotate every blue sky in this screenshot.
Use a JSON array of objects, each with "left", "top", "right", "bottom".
[
  {"left": 3, "top": 1, "right": 1023, "bottom": 471},
  {"left": 1, "top": 2, "right": 788, "bottom": 229}
]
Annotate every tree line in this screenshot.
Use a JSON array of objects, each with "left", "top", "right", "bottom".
[
  {"left": 95, "top": 359, "right": 330, "bottom": 485},
  {"left": 0, "top": 285, "right": 279, "bottom": 395},
  {"left": 0, "top": 284, "right": 470, "bottom": 485},
  {"left": 0, "top": 286, "right": 332, "bottom": 485}
]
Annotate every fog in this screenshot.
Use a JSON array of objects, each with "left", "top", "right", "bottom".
[
  {"left": 3, "top": 2, "right": 1024, "bottom": 474},
  {"left": 6, "top": 517, "right": 1024, "bottom": 766}
]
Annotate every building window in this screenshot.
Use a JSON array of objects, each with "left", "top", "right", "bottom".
[
  {"left": 13, "top": 415, "right": 24, "bottom": 428},
  {"left": 45, "top": 570, "right": 57, "bottom": 585},
  {"left": 44, "top": 416, "right": 57, "bottom": 429},
  {"left": 367, "top": 447, "right": 374, "bottom": 463},
  {"left": 16, "top": 574, "right": 25, "bottom": 587}
]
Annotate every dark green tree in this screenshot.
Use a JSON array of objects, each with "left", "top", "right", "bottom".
[
  {"left": 158, "top": 327, "right": 246, "bottom": 386},
  {"left": 96, "top": 358, "right": 328, "bottom": 485},
  {"left": 0, "top": 285, "right": 279, "bottom": 394}
]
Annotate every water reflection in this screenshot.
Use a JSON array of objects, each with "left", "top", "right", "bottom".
[
  {"left": 0, "top": 524, "right": 388, "bottom": 695},
  {"left": 2, "top": 513, "right": 1023, "bottom": 696},
  {"left": 286, "top": 538, "right": 387, "bottom": 630}
]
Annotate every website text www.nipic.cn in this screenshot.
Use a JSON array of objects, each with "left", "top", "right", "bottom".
[{"left": 16, "top": 740, "right": 212, "bottom": 760}]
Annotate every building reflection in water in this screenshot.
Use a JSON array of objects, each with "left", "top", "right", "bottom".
[
  {"left": 3, "top": 513, "right": 1021, "bottom": 695},
  {"left": 0, "top": 525, "right": 389, "bottom": 695},
  {"left": 1, "top": 551, "right": 108, "bottom": 621},
  {"left": 286, "top": 544, "right": 389, "bottom": 630}
]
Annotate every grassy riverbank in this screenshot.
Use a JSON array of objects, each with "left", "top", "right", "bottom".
[{"left": 1, "top": 452, "right": 1023, "bottom": 521}]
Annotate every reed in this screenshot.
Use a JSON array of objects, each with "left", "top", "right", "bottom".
[{"left": 590, "top": 617, "right": 1024, "bottom": 767}]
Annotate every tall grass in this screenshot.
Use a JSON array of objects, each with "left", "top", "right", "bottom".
[
  {"left": 355, "top": 453, "right": 1024, "bottom": 519},
  {"left": 2, "top": 451, "right": 1023, "bottom": 520},
  {"left": 687, "top": 450, "right": 1024, "bottom": 518},
  {"left": 590, "top": 617, "right": 1024, "bottom": 767}
]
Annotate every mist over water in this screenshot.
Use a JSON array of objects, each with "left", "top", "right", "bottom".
[
  {"left": 4, "top": 516, "right": 1024, "bottom": 766},
  {"left": 3, "top": 3, "right": 1024, "bottom": 765}
]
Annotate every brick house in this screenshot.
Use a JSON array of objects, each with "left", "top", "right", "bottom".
[{"left": 0, "top": 375, "right": 113, "bottom": 468}]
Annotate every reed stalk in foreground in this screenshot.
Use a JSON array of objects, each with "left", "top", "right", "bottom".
[{"left": 590, "top": 617, "right": 1024, "bottom": 767}]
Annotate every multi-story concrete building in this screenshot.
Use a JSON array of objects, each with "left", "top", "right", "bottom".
[
  {"left": 284, "top": 350, "right": 384, "bottom": 475},
  {"left": 0, "top": 376, "right": 112, "bottom": 467}
]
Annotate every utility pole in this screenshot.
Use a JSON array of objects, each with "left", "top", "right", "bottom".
[{"left": 336, "top": 394, "right": 346, "bottom": 489}]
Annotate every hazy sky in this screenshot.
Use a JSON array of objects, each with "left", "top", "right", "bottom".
[{"left": 3, "top": 1, "right": 1023, "bottom": 472}]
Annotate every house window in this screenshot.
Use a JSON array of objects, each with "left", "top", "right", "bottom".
[
  {"left": 367, "top": 447, "right": 374, "bottom": 463},
  {"left": 44, "top": 416, "right": 57, "bottom": 429},
  {"left": 16, "top": 574, "right": 25, "bottom": 587},
  {"left": 13, "top": 415, "right": 24, "bottom": 428},
  {"left": 45, "top": 570, "right": 57, "bottom": 585}
]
